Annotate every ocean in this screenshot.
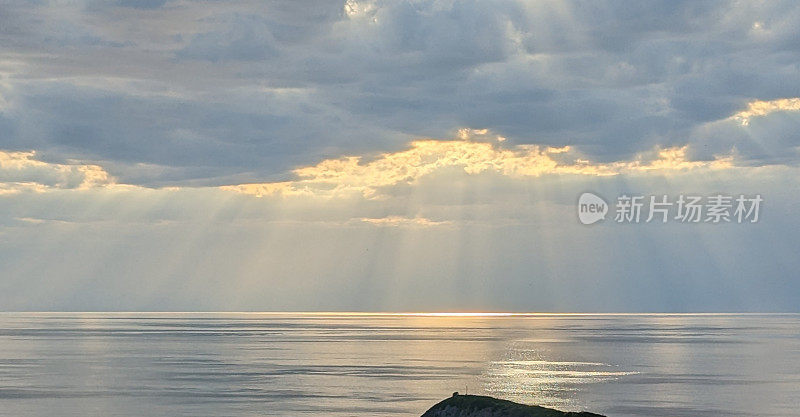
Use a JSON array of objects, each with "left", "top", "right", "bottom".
[{"left": 0, "top": 313, "right": 797, "bottom": 416}]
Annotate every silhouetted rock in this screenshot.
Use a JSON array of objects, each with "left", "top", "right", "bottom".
[{"left": 421, "top": 394, "right": 605, "bottom": 417}]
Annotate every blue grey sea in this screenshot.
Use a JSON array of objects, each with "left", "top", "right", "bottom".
[{"left": 0, "top": 313, "right": 798, "bottom": 416}]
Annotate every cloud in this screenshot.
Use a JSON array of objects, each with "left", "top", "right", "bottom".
[
  {"left": 116, "top": 0, "right": 168, "bottom": 9},
  {"left": 177, "top": 14, "right": 280, "bottom": 62},
  {"left": 357, "top": 215, "right": 450, "bottom": 227},
  {"left": 222, "top": 130, "right": 733, "bottom": 199},
  {"left": 0, "top": 150, "right": 116, "bottom": 194},
  {"left": 2, "top": 0, "right": 800, "bottom": 311},
  {"left": 689, "top": 97, "right": 800, "bottom": 165},
  {"left": 0, "top": 0, "right": 798, "bottom": 186},
  {"left": 731, "top": 98, "right": 800, "bottom": 126}
]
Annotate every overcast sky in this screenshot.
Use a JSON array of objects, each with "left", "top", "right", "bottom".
[{"left": 1, "top": 0, "right": 799, "bottom": 311}]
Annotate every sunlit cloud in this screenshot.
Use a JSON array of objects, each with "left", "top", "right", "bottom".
[
  {"left": 344, "top": 0, "right": 377, "bottom": 19},
  {"left": 222, "top": 132, "right": 733, "bottom": 199},
  {"left": 0, "top": 150, "right": 117, "bottom": 194},
  {"left": 732, "top": 98, "right": 800, "bottom": 126},
  {"left": 0, "top": 182, "right": 49, "bottom": 195},
  {"left": 358, "top": 216, "right": 451, "bottom": 227}
]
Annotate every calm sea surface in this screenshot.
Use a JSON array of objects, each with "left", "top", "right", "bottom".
[{"left": 0, "top": 313, "right": 798, "bottom": 416}]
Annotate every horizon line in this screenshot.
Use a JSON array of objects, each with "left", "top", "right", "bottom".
[{"left": 1, "top": 311, "right": 798, "bottom": 316}]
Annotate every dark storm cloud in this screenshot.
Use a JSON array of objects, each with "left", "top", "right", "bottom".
[{"left": 1, "top": 0, "right": 800, "bottom": 184}]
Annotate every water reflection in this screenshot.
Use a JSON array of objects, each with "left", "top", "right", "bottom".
[{"left": 0, "top": 313, "right": 797, "bottom": 416}]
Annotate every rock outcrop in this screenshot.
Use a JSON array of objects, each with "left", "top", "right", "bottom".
[{"left": 420, "top": 394, "right": 605, "bottom": 417}]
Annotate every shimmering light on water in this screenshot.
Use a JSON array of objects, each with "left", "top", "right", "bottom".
[{"left": 0, "top": 313, "right": 798, "bottom": 416}]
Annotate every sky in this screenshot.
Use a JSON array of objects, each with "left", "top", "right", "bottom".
[{"left": 1, "top": 0, "right": 799, "bottom": 312}]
